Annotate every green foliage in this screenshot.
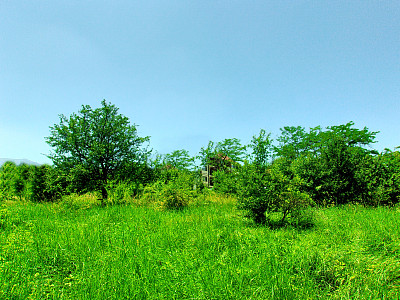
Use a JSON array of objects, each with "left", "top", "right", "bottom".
[
  {"left": 25, "top": 165, "right": 65, "bottom": 202},
  {"left": 0, "top": 162, "right": 17, "bottom": 201},
  {"left": 271, "top": 122, "right": 382, "bottom": 206},
  {"left": 46, "top": 100, "right": 150, "bottom": 202},
  {"left": 213, "top": 169, "right": 240, "bottom": 195},
  {"left": 325, "top": 121, "right": 379, "bottom": 149},
  {"left": 275, "top": 125, "right": 311, "bottom": 160},
  {"left": 139, "top": 180, "right": 165, "bottom": 205},
  {"left": 106, "top": 180, "right": 143, "bottom": 205},
  {"left": 159, "top": 182, "right": 190, "bottom": 210},
  {"left": 118, "top": 161, "right": 157, "bottom": 189},
  {"left": 291, "top": 137, "right": 363, "bottom": 206},
  {"left": 215, "top": 138, "right": 247, "bottom": 163},
  {"left": 3, "top": 120, "right": 395, "bottom": 211},
  {"left": 12, "top": 163, "right": 32, "bottom": 200},
  {"left": 59, "top": 193, "right": 100, "bottom": 210},
  {"left": 26, "top": 165, "right": 48, "bottom": 202},
  {"left": 237, "top": 162, "right": 314, "bottom": 225},
  {"left": 163, "top": 149, "right": 195, "bottom": 171},
  {"left": 140, "top": 168, "right": 198, "bottom": 210},
  {"left": 318, "top": 137, "right": 362, "bottom": 205},
  {"left": 274, "top": 122, "right": 378, "bottom": 161},
  {"left": 356, "top": 150, "right": 400, "bottom": 206},
  {"left": 63, "top": 164, "right": 93, "bottom": 195},
  {"left": 249, "top": 129, "right": 273, "bottom": 170},
  {"left": 198, "top": 138, "right": 246, "bottom": 167},
  {"left": 0, "top": 163, "right": 65, "bottom": 203},
  {"left": 198, "top": 141, "right": 216, "bottom": 167}
]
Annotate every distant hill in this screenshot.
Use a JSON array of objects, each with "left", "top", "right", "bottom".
[{"left": 0, "top": 158, "right": 41, "bottom": 166}]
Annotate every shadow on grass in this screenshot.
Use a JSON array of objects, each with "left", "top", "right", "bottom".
[{"left": 245, "top": 210, "right": 316, "bottom": 231}]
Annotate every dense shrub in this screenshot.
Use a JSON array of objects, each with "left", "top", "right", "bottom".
[
  {"left": 290, "top": 137, "right": 373, "bottom": 206},
  {"left": 0, "top": 162, "right": 17, "bottom": 201},
  {"left": 0, "top": 163, "right": 65, "bottom": 202},
  {"left": 159, "top": 182, "right": 190, "bottom": 210},
  {"left": 213, "top": 169, "right": 240, "bottom": 195},
  {"left": 290, "top": 144, "right": 400, "bottom": 207},
  {"left": 237, "top": 162, "right": 314, "bottom": 225},
  {"left": 106, "top": 180, "right": 143, "bottom": 205},
  {"left": 12, "top": 163, "right": 32, "bottom": 200},
  {"left": 139, "top": 168, "right": 198, "bottom": 210},
  {"left": 356, "top": 150, "right": 400, "bottom": 206},
  {"left": 26, "top": 165, "right": 64, "bottom": 202}
]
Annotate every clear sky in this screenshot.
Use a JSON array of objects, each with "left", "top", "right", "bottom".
[{"left": 1, "top": 1, "right": 399, "bottom": 164}]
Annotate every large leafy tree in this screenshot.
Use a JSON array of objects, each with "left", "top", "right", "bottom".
[
  {"left": 163, "top": 149, "right": 195, "bottom": 171},
  {"left": 274, "top": 126, "right": 312, "bottom": 160},
  {"left": 198, "top": 138, "right": 246, "bottom": 168},
  {"left": 323, "top": 121, "right": 379, "bottom": 154},
  {"left": 289, "top": 122, "right": 379, "bottom": 205},
  {"left": 274, "top": 122, "right": 378, "bottom": 160},
  {"left": 46, "top": 100, "right": 149, "bottom": 202},
  {"left": 216, "top": 138, "right": 247, "bottom": 163},
  {"left": 198, "top": 141, "right": 216, "bottom": 167}
]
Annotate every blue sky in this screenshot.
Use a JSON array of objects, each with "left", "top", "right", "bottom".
[{"left": 1, "top": 1, "right": 399, "bottom": 164}]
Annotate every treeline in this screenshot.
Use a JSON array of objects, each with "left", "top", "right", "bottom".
[
  {"left": 211, "top": 123, "right": 400, "bottom": 224},
  {"left": 1, "top": 101, "right": 399, "bottom": 225},
  {"left": 0, "top": 161, "right": 157, "bottom": 203},
  {"left": 0, "top": 163, "right": 61, "bottom": 202}
]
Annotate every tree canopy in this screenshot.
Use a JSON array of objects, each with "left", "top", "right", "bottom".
[
  {"left": 163, "top": 149, "right": 195, "bottom": 171},
  {"left": 198, "top": 138, "right": 247, "bottom": 168},
  {"left": 46, "top": 100, "right": 149, "bottom": 201}
]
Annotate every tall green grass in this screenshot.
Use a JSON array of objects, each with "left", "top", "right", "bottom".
[{"left": 0, "top": 196, "right": 399, "bottom": 299}]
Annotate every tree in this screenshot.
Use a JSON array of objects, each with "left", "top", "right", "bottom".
[
  {"left": 198, "top": 141, "right": 216, "bottom": 167},
  {"left": 0, "top": 161, "right": 17, "bottom": 201},
  {"left": 290, "top": 122, "right": 379, "bottom": 205},
  {"left": 274, "top": 126, "right": 310, "bottom": 160},
  {"left": 356, "top": 149, "right": 400, "bottom": 206},
  {"left": 46, "top": 100, "right": 149, "bottom": 203},
  {"left": 198, "top": 138, "right": 246, "bottom": 168},
  {"left": 13, "top": 163, "right": 32, "bottom": 200},
  {"left": 237, "top": 162, "right": 313, "bottom": 226},
  {"left": 215, "top": 138, "right": 246, "bottom": 163},
  {"left": 163, "top": 149, "right": 195, "bottom": 171},
  {"left": 326, "top": 121, "right": 378, "bottom": 149},
  {"left": 249, "top": 129, "right": 273, "bottom": 170}
]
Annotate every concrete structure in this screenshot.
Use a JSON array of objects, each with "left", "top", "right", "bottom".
[{"left": 201, "top": 164, "right": 215, "bottom": 187}]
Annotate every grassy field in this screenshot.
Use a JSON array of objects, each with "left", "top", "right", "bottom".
[{"left": 0, "top": 195, "right": 399, "bottom": 299}]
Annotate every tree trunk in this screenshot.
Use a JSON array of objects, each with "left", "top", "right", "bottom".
[
  {"left": 101, "top": 186, "right": 108, "bottom": 206},
  {"left": 280, "top": 209, "right": 289, "bottom": 224}
]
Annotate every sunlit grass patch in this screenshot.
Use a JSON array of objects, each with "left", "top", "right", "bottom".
[
  {"left": 59, "top": 193, "right": 100, "bottom": 210},
  {"left": 0, "top": 197, "right": 399, "bottom": 299}
]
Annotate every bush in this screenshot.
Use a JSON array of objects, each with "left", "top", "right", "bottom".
[
  {"left": 12, "top": 164, "right": 32, "bottom": 200},
  {"left": 26, "top": 165, "right": 65, "bottom": 202},
  {"left": 139, "top": 169, "right": 198, "bottom": 210},
  {"left": 237, "top": 162, "right": 314, "bottom": 226},
  {"left": 213, "top": 169, "right": 240, "bottom": 195},
  {"left": 106, "top": 180, "right": 143, "bottom": 205},
  {"left": 159, "top": 182, "right": 190, "bottom": 210},
  {"left": 0, "top": 162, "right": 17, "bottom": 201},
  {"left": 290, "top": 138, "right": 368, "bottom": 206},
  {"left": 1, "top": 163, "right": 67, "bottom": 202},
  {"left": 356, "top": 151, "right": 400, "bottom": 206}
]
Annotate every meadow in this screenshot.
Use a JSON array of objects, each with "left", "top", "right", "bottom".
[{"left": 0, "top": 194, "right": 399, "bottom": 299}]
